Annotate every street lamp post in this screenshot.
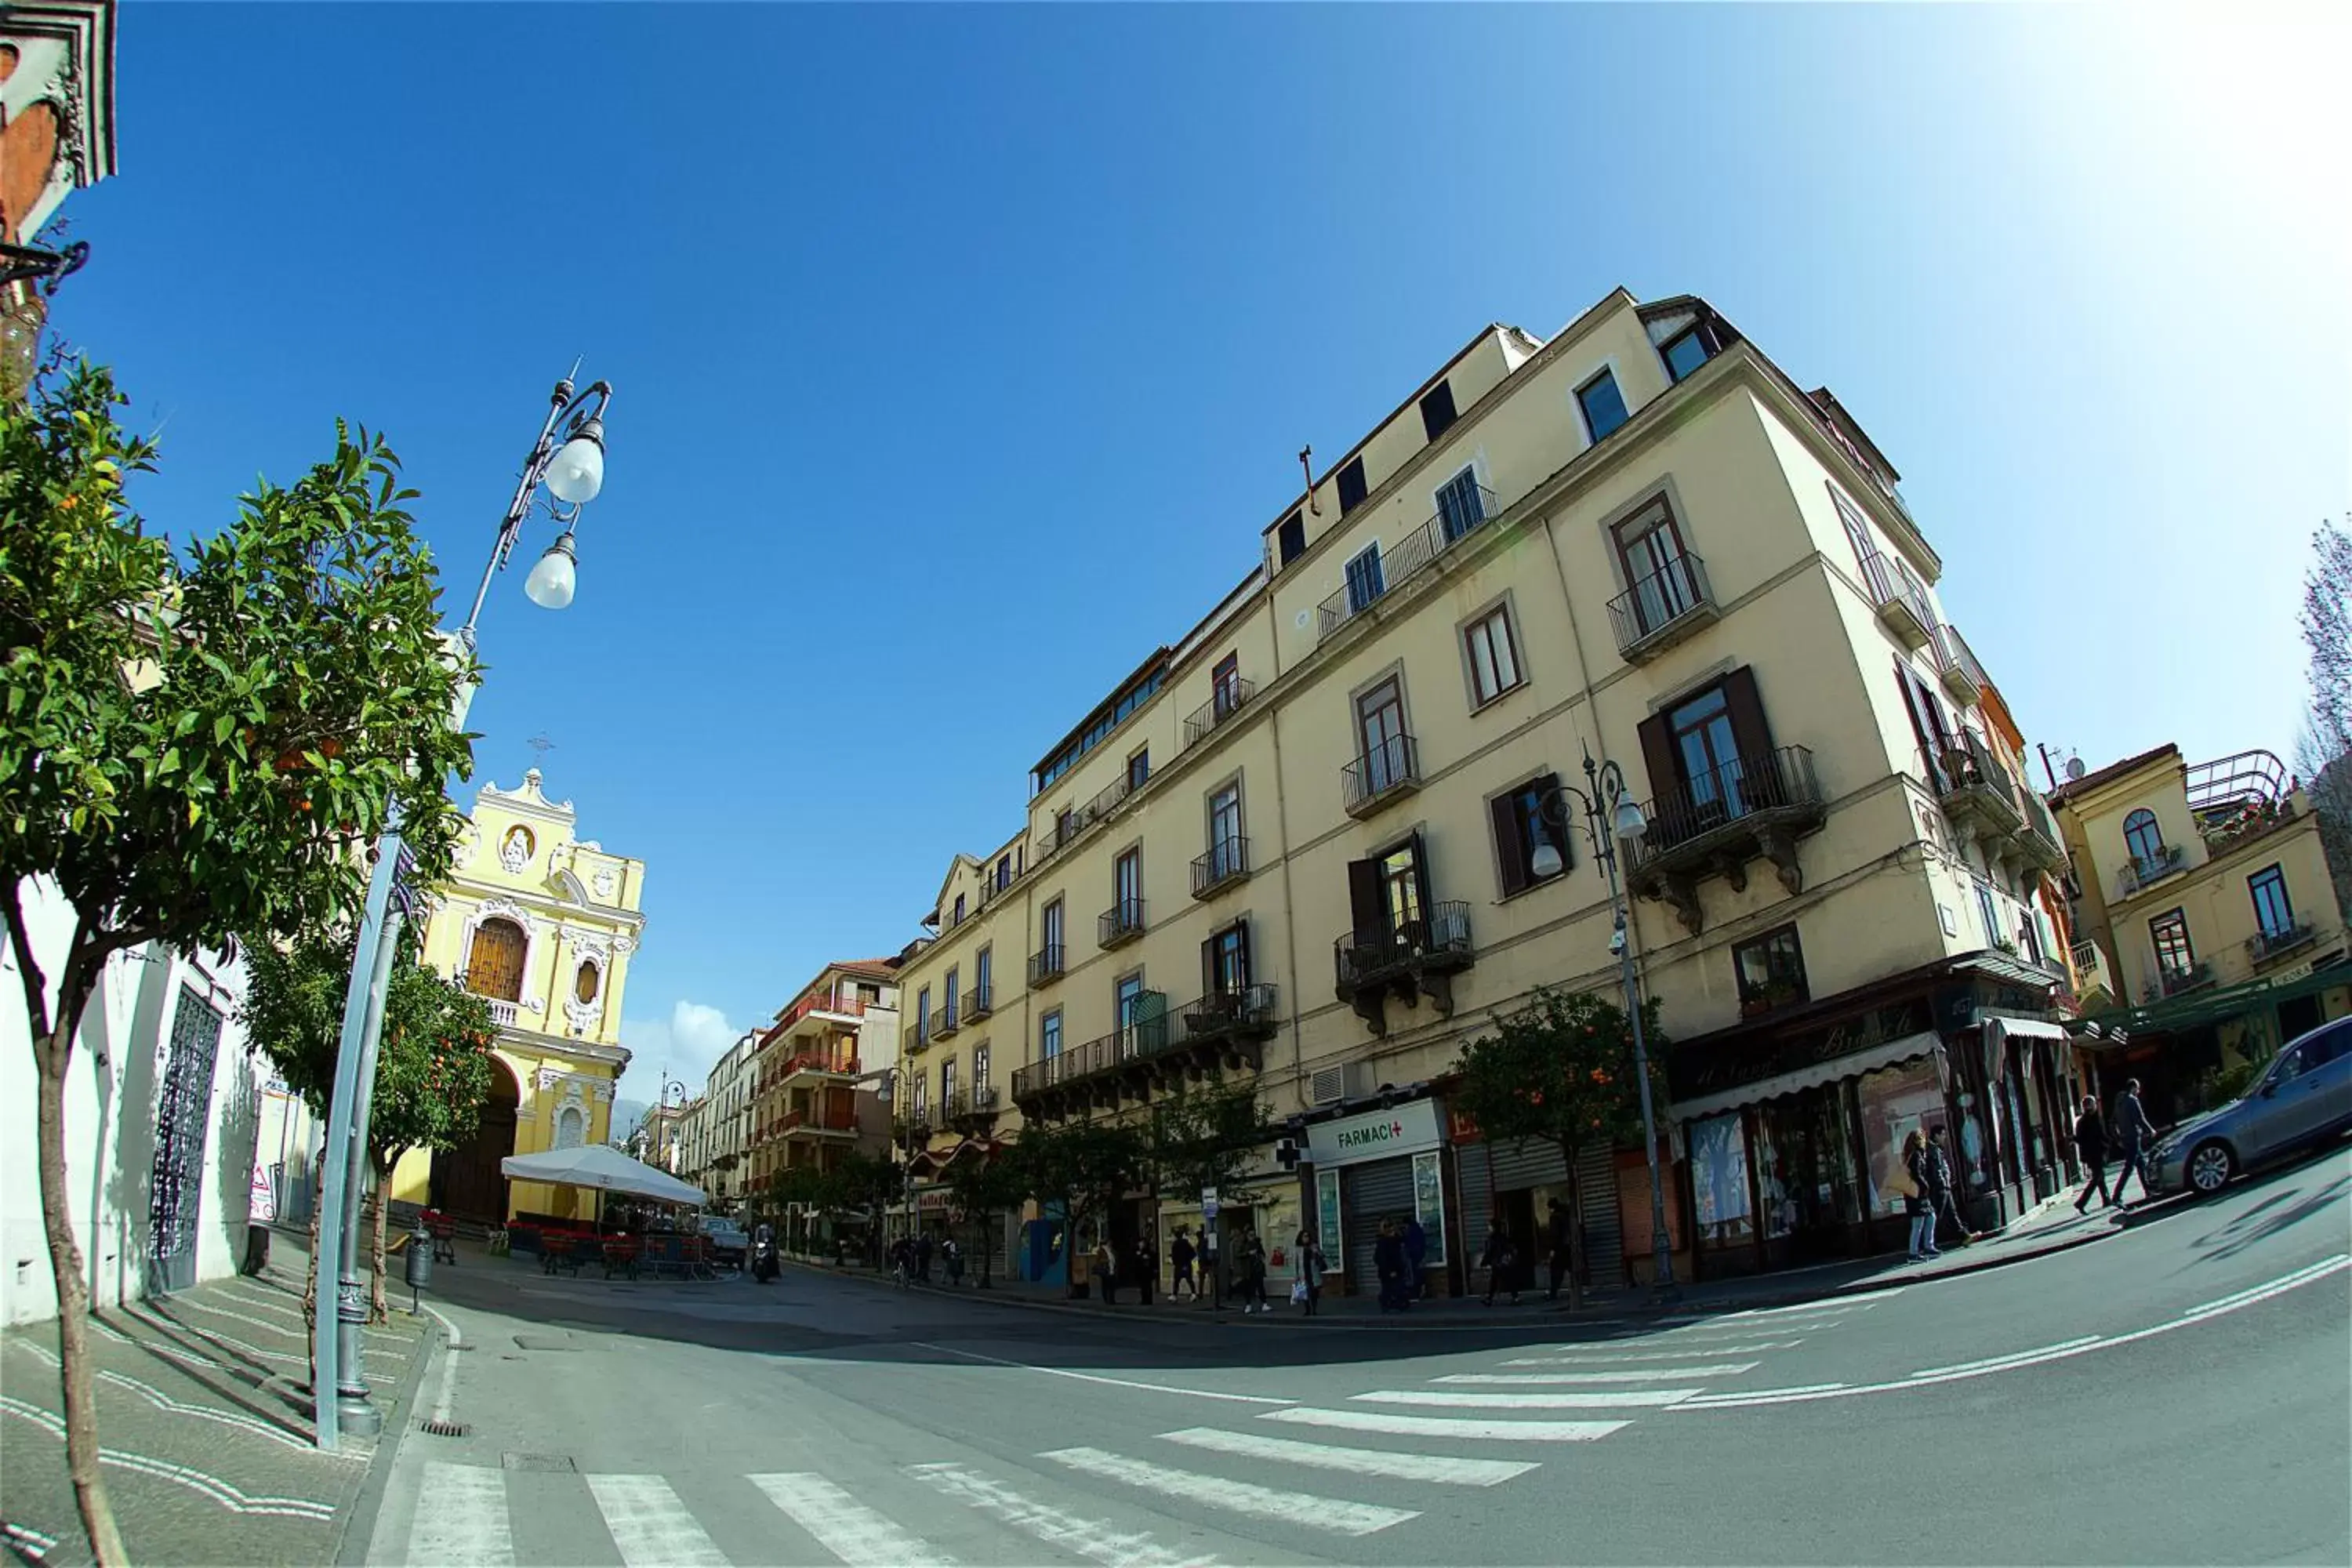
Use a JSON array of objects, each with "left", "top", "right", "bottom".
[
  {"left": 1529, "top": 747, "right": 1680, "bottom": 1302},
  {"left": 310, "top": 367, "right": 612, "bottom": 1450}
]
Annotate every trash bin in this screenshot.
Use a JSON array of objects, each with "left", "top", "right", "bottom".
[{"left": 405, "top": 1223, "right": 433, "bottom": 1305}]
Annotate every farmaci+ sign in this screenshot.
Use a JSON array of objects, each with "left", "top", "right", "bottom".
[{"left": 1336, "top": 1119, "right": 1407, "bottom": 1152}]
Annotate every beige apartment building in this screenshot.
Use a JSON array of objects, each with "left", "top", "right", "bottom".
[
  {"left": 895, "top": 285, "right": 2088, "bottom": 1290},
  {"left": 745, "top": 960, "right": 901, "bottom": 1197},
  {"left": 2055, "top": 746, "right": 2350, "bottom": 1123},
  {"left": 677, "top": 1029, "right": 760, "bottom": 1208}
]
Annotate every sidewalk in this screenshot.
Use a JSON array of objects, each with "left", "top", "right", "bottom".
[
  {"left": 0, "top": 1225, "right": 432, "bottom": 1566},
  {"left": 793, "top": 1187, "right": 2136, "bottom": 1329}
]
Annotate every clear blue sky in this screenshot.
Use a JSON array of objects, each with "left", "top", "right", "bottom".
[{"left": 66, "top": 3, "right": 2348, "bottom": 1091}]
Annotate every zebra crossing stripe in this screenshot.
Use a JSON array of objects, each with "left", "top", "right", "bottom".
[
  {"left": 586, "top": 1474, "right": 730, "bottom": 1566},
  {"left": 1040, "top": 1447, "right": 1417, "bottom": 1537},
  {"left": 1512, "top": 1341, "right": 1802, "bottom": 1362},
  {"left": 909, "top": 1463, "right": 1220, "bottom": 1568},
  {"left": 1436, "top": 1364, "right": 1756, "bottom": 1384},
  {"left": 1261, "top": 1407, "right": 1629, "bottom": 1442},
  {"left": 750, "top": 1472, "right": 956, "bottom": 1566},
  {"left": 1157, "top": 1427, "right": 1537, "bottom": 1486},
  {"left": 1722, "top": 1294, "right": 1889, "bottom": 1318},
  {"left": 410, "top": 1461, "right": 514, "bottom": 1566},
  {"left": 1354, "top": 1388, "right": 1700, "bottom": 1409}
]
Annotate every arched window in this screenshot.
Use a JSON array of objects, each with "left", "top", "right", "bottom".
[
  {"left": 466, "top": 918, "right": 527, "bottom": 1002},
  {"left": 2122, "top": 808, "right": 2165, "bottom": 868},
  {"left": 574, "top": 960, "right": 601, "bottom": 1004}
]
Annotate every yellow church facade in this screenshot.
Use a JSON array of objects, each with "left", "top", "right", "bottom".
[{"left": 387, "top": 768, "right": 645, "bottom": 1222}]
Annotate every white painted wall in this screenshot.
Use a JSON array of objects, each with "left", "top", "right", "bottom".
[{"left": 2, "top": 877, "right": 265, "bottom": 1327}]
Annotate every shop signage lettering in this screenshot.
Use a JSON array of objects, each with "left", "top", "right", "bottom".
[
  {"left": 1669, "top": 1000, "right": 1931, "bottom": 1099},
  {"left": 1337, "top": 1119, "right": 1406, "bottom": 1151},
  {"left": 1304, "top": 1098, "right": 1443, "bottom": 1168}
]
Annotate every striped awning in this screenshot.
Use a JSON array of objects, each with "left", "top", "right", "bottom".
[{"left": 1668, "top": 1030, "right": 1944, "bottom": 1123}]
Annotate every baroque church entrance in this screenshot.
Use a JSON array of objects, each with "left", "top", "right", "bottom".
[{"left": 431, "top": 1054, "right": 521, "bottom": 1222}]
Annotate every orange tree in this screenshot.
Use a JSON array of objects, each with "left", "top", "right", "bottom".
[
  {"left": 0, "top": 361, "right": 471, "bottom": 1563},
  {"left": 1449, "top": 983, "right": 1668, "bottom": 1311}
]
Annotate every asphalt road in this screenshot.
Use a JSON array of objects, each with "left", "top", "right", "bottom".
[{"left": 366, "top": 1145, "right": 2352, "bottom": 1566}]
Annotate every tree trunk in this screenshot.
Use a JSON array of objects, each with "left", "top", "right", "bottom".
[
  {"left": 303, "top": 1189, "right": 322, "bottom": 1388},
  {"left": 1557, "top": 1141, "right": 1586, "bottom": 1313},
  {"left": 34, "top": 1004, "right": 130, "bottom": 1566},
  {"left": 368, "top": 1152, "right": 393, "bottom": 1324}
]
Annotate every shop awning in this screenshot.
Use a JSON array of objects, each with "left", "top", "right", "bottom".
[
  {"left": 1987, "top": 1017, "right": 2070, "bottom": 1044},
  {"left": 1668, "top": 1030, "right": 1943, "bottom": 1123}
]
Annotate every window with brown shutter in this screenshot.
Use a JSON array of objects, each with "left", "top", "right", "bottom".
[
  {"left": 1492, "top": 773, "right": 1563, "bottom": 895},
  {"left": 466, "top": 919, "right": 526, "bottom": 1002}
]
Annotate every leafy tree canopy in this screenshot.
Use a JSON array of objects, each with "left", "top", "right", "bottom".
[{"left": 1451, "top": 984, "right": 1668, "bottom": 1160}]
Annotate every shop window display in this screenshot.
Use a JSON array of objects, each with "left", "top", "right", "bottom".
[
  {"left": 1689, "top": 1112, "right": 1752, "bottom": 1247},
  {"left": 1859, "top": 1055, "right": 1947, "bottom": 1215}
]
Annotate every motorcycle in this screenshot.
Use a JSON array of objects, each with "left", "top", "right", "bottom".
[{"left": 751, "top": 1225, "right": 779, "bottom": 1284}]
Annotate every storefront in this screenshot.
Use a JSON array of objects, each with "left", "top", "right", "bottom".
[
  {"left": 1300, "top": 1098, "right": 1450, "bottom": 1296},
  {"left": 1450, "top": 1107, "right": 1625, "bottom": 1297}
]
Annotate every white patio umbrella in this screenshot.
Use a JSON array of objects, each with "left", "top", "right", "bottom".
[{"left": 502, "top": 1144, "right": 709, "bottom": 1208}]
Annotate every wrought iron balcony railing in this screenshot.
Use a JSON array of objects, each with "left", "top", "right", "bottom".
[
  {"left": 1183, "top": 678, "right": 1258, "bottom": 749},
  {"left": 1334, "top": 904, "right": 1475, "bottom": 993},
  {"left": 963, "top": 983, "right": 994, "bottom": 1022},
  {"left": 1029, "top": 945, "right": 1066, "bottom": 985},
  {"left": 1181, "top": 983, "right": 1279, "bottom": 1040},
  {"left": 1098, "top": 898, "right": 1148, "bottom": 949},
  {"left": 1606, "top": 552, "right": 1717, "bottom": 661},
  {"left": 2117, "top": 844, "right": 2187, "bottom": 898},
  {"left": 1857, "top": 549, "right": 1935, "bottom": 648},
  {"left": 1933, "top": 622, "right": 1987, "bottom": 704},
  {"left": 931, "top": 1004, "right": 960, "bottom": 1039},
  {"left": 1315, "top": 484, "right": 1499, "bottom": 641},
  {"left": 2246, "top": 923, "right": 2317, "bottom": 964},
  {"left": 1342, "top": 733, "right": 1421, "bottom": 817},
  {"left": 2148, "top": 960, "right": 2215, "bottom": 1001},
  {"left": 1192, "top": 836, "right": 1250, "bottom": 898}
]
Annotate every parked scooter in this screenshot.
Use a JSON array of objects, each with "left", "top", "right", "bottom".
[{"left": 751, "top": 1223, "right": 779, "bottom": 1283}]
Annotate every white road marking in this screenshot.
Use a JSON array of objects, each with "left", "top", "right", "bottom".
[
  {"left": 409, "top": 1461, "right": 514, "bottom": 1565},
  {"left": 1675, "top": 1254, "right": 2352, "bottom": 1412},
  {"left": 1040, "top": 1446, "right": 1418, "bottom": 1537},
  {"left": 1674, "top": 1381, "right": 1849, "bottom": 1404},
  {"left": 423, "top": 1305, "right": 463, "bottom": 1428},
  {"left": 9, "top": 1339, "right": 60, "bottom": 1367},
  {"left": 1354, "top": 1388, "right": 1699, "bottom": 1409},
  {"left": 1159, "top": 1426, "right": 1537, "bottom": 1486},
  {"left": 587, "top": 1474, "right": 730, "bottom": 1566},
  {"left": 752, "top": 1472, "right": 956, "bottom": 1566},
  {"left": 1436, "top": 1363, "right": 1756, "bottom": 1384},
  {"left": 1511, "top": 1341, "right": 1802, "bottom": 1363},
  {"left": 910, "top": 1462, "right": 1220, "bottom": 1568},
  {"left": 1, "top": 1396, "right": 335, "bottom": 1518},
  {"left": 1662, "top": 1312, "right": 1854, "bottom": 1334},
  {"left": 2, "top": 1521, "right": 56, "bottom": 1560},
  {"left": 1261, "top": 1406, "right": 1628, "bottom": 1442},
  {"left": 95, "top": 1370, "right": 360, "bottom": 1458},
  {"left": 1720, "top": 1293, "right": 1891, "bottom": 1318},
  {"left": 1910, "top": 1338, "right": 2101, "bottom": 1377},
  {"left": 909, "top": 1342, "right": 1293, "bottom": 1405}
]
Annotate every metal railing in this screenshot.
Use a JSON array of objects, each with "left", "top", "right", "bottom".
[
  {"left": 776, "top": 1051, "right": 858, "bottom": 1079},
  {"left": 1098, "top": 898, "right": 1148, "bottom": 947},
  {"left": 1933, "top": 622, "right": 1987, "bottom": 695},
  {"left": 2069, "top": 940, "right": 2103, "bottom": 973},
  {"left": 1334, "top": 904, "right": 1474, "bottom": 990},
  {"left": 2246, "top": 923, "right": 2317, "bottom": 963},
  {"left": 1184, "top": 678, "right": 1258, "bottom": 749},
  {"left": 2187, "top": 749, "right": 2288, "bottom": 815},
  {"left": 1929, "top": 732, "right": 2023, "bottom": 818},
  {"left": 931, "top": 1004, "right": 960, "bottom": 1039},
  {"left": 1192, "top": 836, "right": 1250, "bottom": 896},
  {"left": 2117, "top": 844, "right": 2187, "bottom": 898},
  {"left": 1606, "top": 553, "right": 1714, "bottom": 654},
  {"left": 1315, "top": 484, "right": 1498, "bottom": 641},
  {"left": 1625, "top": 746, "right": 1824, "bottom": 866},
  {"left": 781, "top": 1104, "right": 858, "bottom": 1134},
  {"left": 773, "top": 989, "right": 868, "bottom": 1031},
  {"left": 1029, "top": 945, "right": 1066, "bottom": 985},
  {"left": 1857, "top": 548, "right": 1934, "bottom": 637},
  {"left": 1342, "top": 733, "right": 1421, "bottom": 815},
  {"left": 2150, "top": 960, "right": 2214, "bottom": 1000},
  {"left": 963, "top": 983, "right": 994, "bottom": 1022},
  {"left": 1181, "top": 983, "right": 1279, "bottom": 1038},
  {"left": 1011, "top": 1000, "right": 1174, "bottom": 1098}
]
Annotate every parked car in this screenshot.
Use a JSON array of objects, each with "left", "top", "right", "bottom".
[
  {"left": 2150, "top": 1016, "right": 2352, "bottom": 1196},
  {"left": 698, "top": 1217, "right": 750, "bottom": 1267}
]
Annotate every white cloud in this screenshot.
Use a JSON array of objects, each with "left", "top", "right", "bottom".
[{"left": 619, "top": 1000, "right": 746, "bottom": 1096}]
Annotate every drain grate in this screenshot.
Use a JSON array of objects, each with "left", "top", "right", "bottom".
[{"left": 420, "top": 1418, "right": 469, "bottom": 1437}]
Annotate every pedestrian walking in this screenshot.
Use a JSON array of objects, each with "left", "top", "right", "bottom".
[
  {"left": 915, "top": 1231, "right": 934, "bottom": 1285},
  {"left": 1291, "top": 1227, "right": 1327, "bottom": 1316},
  {"left": 2072, "top": 1094, "right": 2113, "bottom": 1212},
  {"left": 942, "top": 1236, "right": 964, "bottom": 1287},
  {"left": 1481, "top": 1219, "right": 1520, "bottom": 1307},
  {"left": 1544, "top": 1196, "right": 1573, "bottom": 1301},
  {"left": 1238, "top": 1229, "right": 1271, "bottom": 1313},
  {"left": 1132, "top": 1237, "right": 1156, "bottom": 1305},
  {"left": 1923, "top": 1125, "right": 1973, "bottom": 1249},
  {"left": 1403, "top": 1214, "right": 1428, "bottom": 1300},
  {"left": 1091, "top": 1237, "right": 1119, "bottom": 1305},
  {"left": 2110, "top": 1078, "right": 2158, "bottom": 1207},
  {"left": 1900, "top": 1129, "right": 1940, "bottom": 1261},
  {"left": 1169, "top": 1226, "right": 1198, "bottom": 1301},
  {"left": 1373, "top": 1218, "right": 1407, "bottom": 1312}
]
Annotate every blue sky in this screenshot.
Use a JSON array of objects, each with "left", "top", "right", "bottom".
[{"left": 62, "top": 3, "right": 2348, "bottom": 1089}]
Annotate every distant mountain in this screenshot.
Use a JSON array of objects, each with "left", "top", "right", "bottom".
[{"left": 611, "top": 1098, "right": 650, "bottom": 1143}]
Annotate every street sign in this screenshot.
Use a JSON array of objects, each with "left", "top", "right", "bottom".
[
  {"left": 1200, "top": 1184, "right": 1219, "bottom": 1221},
  {"left": 249, "top": 1159, "right": 277, "bottom": 1224}
]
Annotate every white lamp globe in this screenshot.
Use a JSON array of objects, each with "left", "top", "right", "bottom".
[
  {"left": 546, "top": 428, "right": 604, "bottom": 506},
  {"left": 1530, "top": 841, "right": 1565, "bottom": 880},
  {"left": 1613, "top": 799, "right": 1650, "bottom": 840},
  {"left": 524, "top": 535, "right": 578, "bottom": 610}
]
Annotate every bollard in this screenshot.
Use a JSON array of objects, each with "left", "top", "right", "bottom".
[{"left": 405, "top": 1222, "right": 433, "bottom": 1314}]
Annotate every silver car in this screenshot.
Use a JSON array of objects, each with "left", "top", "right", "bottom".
[{"left": 2151, "top": 1016, "right": 2352, "bottom": 1196}]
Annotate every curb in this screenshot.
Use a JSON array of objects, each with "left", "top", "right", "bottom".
[
  {"left": 787, "top": 1213, "right": 2136, "bottom": 1330},
  {"left": 331, "top": 1308, "right": 438, "bottom": 1568}
]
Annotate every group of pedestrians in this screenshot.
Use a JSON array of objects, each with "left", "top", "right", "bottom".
[
  {"left": 1371, "top": 1215, "right": 1428, "bottom": 1312},
  {"left": 886, "top": 1232, "right": 962, "bottom": 1287},
  {"left": 2071, "top": 1077, "right": 2160, "bottom": 1213},
  {"left": 1897, "top": 1125, "right": 1972, "bottom": 1261}
]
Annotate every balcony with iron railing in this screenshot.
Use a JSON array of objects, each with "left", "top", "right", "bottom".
[
  {"left": 1857, "top": 549, "right": 1935, "bottom": 648},
  {"left": 1180, "top": 983, "right": 1280, "bottom": 1046},
  {"left": 1192, "top": 836, "right": 1250, "bottom": 898},
  {"left": 1342, "top": 733, "right": 1421, "bottom": 818},
  {"left": 776, "top": 1050, "right": 859, "bottom": 1083},
  {"left": 2246, "top": 922, "right": 2318, "bottom": 966},
  {"left": 931, "top": 1004, "right": 960, "bottom": 1040},
  {"left": 1932, "top": 622, "right": 1987, "bottom": 706},
  {"left": 2017, "top": 782, "right": 2068, "bottom": 872},
  {"left": 1927, "top": 732, "right": 2025, "bottom": 841},
  {"left": 2116, "top": 844, "right": 2189, "bottom": 899},
  {"left": 1011, "top": 999, "right": 1174, "bottom": 1105},
  {"left": 780, "top": 1102, "right": 858, "bottom": 1135},
  {"left": 1625, "top": 746, "right": 1827, "bottom": 935},
  {"left": 1183, "top": 678, "right": 1258, "bottom": 750},
  {"left": 1315, "top": 484, "right": 1499, "bottom": 642},
  {"left": 1607, "top": 553, "right": 1719, "bottom": 663},
  {"left": 2147, "top": 960, "right": 2215, "bottom": 1002},
  {"left": 1098, "top": 898, "right": 1147, "bottom": 949},
  {"left": 963, "top": 983, "right": 994, "bottom": 1022},
  {"left": 1029, "top": 944, "right": 1066, "bottom": 986},
  {"left": 1333, "top": 905, "right": 1473, "bottom": 1034}
]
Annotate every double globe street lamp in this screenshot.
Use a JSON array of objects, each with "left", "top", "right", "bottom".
[
  {"left": 1526, "top": 748, "right": 1680, "bottom": 1302},
  {"left": 310, "top": 367, "right": 613, "bottom": 1449}
]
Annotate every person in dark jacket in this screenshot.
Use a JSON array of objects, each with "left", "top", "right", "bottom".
[
  {"left": 1901, "top": 1129, "right": 1940, "bottom": 1261},
  {"left": 1403, "top": 1216, "right": 1429, "bottom": 1300},
  {"left": 1481, "top": 1220, "right": 1521, "bottom": 1306},
  {"left": 1373, "top": 1218, "right": 1407, "bottom": 1312},
  {"left": 1170, "top": 1227, "right": 1198, "bottom": 1301},
  {"left": 2072, "top": 1094, "right": 2113, "bottom": 1212},
  {"left": 1924, "top": 1126, "right": 1972, "bottom": 1248},
  {"left": 1238, "top": 1229, "right": 1271, "bottom": 1313},
  {"left": 1544, "top": 1197, "right": 1574, "bottom": 1301},
  {"left": 2110, "top": 1078, "right": 2158, "bottom": 1207}
]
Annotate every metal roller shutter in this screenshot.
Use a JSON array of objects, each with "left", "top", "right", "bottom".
[
  {"left": 1341, "top": 1157, "right": 1417, "bottom": 1294},
  {"left": 1455, "top": 1139, "right": 1622, "bottom": 1291},
  {"left": 1577, "top": 1142, "right": 1624, "bottom": 1292}
]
